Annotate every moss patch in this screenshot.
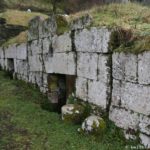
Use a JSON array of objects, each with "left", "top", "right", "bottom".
[
  {"left": 2, "top": 31, "right": 27, "bottom": 47},
  {"left": 56, "top": 15, "right": 70, "bottom": 35},
  {"left": 62, "top": 104, "right": 86, "bottom": 124}
]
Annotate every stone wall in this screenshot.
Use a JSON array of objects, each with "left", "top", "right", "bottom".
[
  {"left": 0, "top": 15, "right": 149, "bottom": 148},
  {"left": 109, "top": 52, "right": 150, "bottom": 147}
]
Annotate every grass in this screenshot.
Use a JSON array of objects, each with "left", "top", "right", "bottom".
[
  {"left": 0, "top": 9, "right": 48, "bottom": 27},
  {"left": 70, "top": 2, "right": 150, "bottom": 53},
  {"left": 3, "top": 0, "right": 53, "bottom": 12},
  {"left": 0, "top": 70, "right": 140, "bottom": 150},
  {"left": 0, "top": 9, "right": 48, "bottom": 46},
  {"left": 1, "top": 2, "right": 150, "bottom": 52}
]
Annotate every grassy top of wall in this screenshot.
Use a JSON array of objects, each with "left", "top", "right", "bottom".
[
  {"left": 1, "top": 3, "right": 150, "bottom": 53},
  {"left": 71, "top": 2, "right": 150, "bottom": 53}
]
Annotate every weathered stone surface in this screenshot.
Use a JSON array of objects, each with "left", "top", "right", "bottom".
[
  {"left": 112, "top": 52, "right": 137, "bottom": 82},
  {"left": 16, "top": 43, "right": 27, "bottom": 60},
  {"left": 61, "top": 104, "right": 85, "bottom": 124},
  {"left": 42, "top": 37, "right": 51, "bottom": 54},
  {"left": 28, "top": 55, "right": 43, "bottom": 72},
  {"left": 140, "top": 133, "right": 150, "bottom": 149},
  {"left": 88, "top": 80, "right": 110, "bottom": 109},
  {"left": 43, "top": 73, "right": 48, "bottom": 87},
  {"left": 41, "top": 16, "right": 57, "bottom": 38},
  {"left": 0, "top": 58, "right": 5, "bottom": 69},
  {"left": 0, "top": 47, "right": 4, "bottom": 59},
  {"left": 75, "top": 27, "right": 111, "bottom": 53},
  {"left": 15, "top": 59, "right": 28, "bottom": 76},
  {"left": 28, "top": 16, "right": 44, "bottom": 41},
  {"left": 112, "top": 79, "right": 121, "bottom": 106},
  {"left": 124, "top": 54, "right": 137, "bottom": 82},
  {"left": 28, "top": 72, "right": 36, "bottom": 84},
  {"left": 138, "top": 51, "right": 150, "bottom": 85},
  {"left": 80, "top": 115, "right": 106, "bottom": 134},
  {"left": 77, "top": 53, "right": 98, "bottom": 80},
  {"left": 98, "top": 54, "right": 110, "bottom": 83},
  {"left": 35, "top": 72, "right": 43, "bottom": 87},
  {"left": 28, "top": 40, "right": 42, "bottom": 55},
  {"left": 109, "top": 107, "right": 139, "bottom": 130},
  {"left": 45, "top": 52, "right": 76, "bottom": 75},
  {"left": 5, "top": 45, "right": 16, "bottom": 59},
  {"left": 52, "top": 32, "right": 72, "bottom": 53},
  {"left": 76, "top": 77, "right": 88, "bottom": 101},
  {"left": 70, "top": 14, "right": 92, "bottom": 30},
  {"left": 43, "top": 54, "right": 53, "bottom": 73},
  {"left": 139, "top": 115, "right": 150, "bottom": 135},
  {"left": 121, "top": 82, "right": 150, "bottom": 116}
]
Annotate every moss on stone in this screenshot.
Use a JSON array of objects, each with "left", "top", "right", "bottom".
[
  {"left": 63, "top": 104, "right": 85, "bottom": 124},
  {"left": 91, "top": 119, "right": 106, "bottom": 136},
  {"left": 56, "top": 15, "right": 70, "bottom": 35}
]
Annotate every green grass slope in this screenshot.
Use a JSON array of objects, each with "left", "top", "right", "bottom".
[{"left": 0, "top": 71, "right": 140, "bottom": 150}]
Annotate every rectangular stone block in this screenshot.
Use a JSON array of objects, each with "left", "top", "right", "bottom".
[
  {"left": 76, "top": 77, "right": 88, "bottom": 101},
  {"left": 16, "top": 43, "right": 27, "bottom": 60},
  {"left": 109, "top": 106, "right": 139, "bottom": 130},
  {"left": 121, "top": 82, "right": 150, "bottom": 116},
  {"left": 77, "top": 52, "right": 98, "bottom": 80},
  {"left": 52, "top": 32, "right": 72, "bottom": 53},
  {"left": 28, "top": 40, "right": 42, "bottom": 55},
  {"left": 15, "top": 59, "right": 28, "bottom": 76},
  {"left": 5, "top": 45, "right": 16, "bottom": 59},
  {"left": 138, "top": 51, "right": 150, "bottom": 85},
  {"left": 113, "top": 52, "right": 138, "bottom": 82},
  {"left": 88, "top": 80, "right": 110, "bottom": 109},
  {"left": 28, "top": 55, "right": 43, "bottom": 72},
  {"left": 45, "top": 52, "right": 76, "bottom": 75},
  {"left": 75, "top": 27, "right": 111, "bottom": 53}
]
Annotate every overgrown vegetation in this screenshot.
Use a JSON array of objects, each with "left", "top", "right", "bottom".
[
  {"left": 71, "top": 2, "right": 150, "bottom": 53},
  {"left": 0, "top": 70, "right": 141, "bottom": 149},
  {"left": 0, "top": 2, "right": 150, "bottom": 52}
]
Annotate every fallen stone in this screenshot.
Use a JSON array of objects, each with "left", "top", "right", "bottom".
[
  {"left": 61, "top": 104, "right": 85, "bottom": 124},
  {"left": 80, "top": 115, "right": 106, "bottom": 135}
]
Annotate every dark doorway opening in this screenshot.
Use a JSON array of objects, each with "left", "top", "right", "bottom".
[{"left": 47, "top": 74, "right": 75, "bottom": 113}]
